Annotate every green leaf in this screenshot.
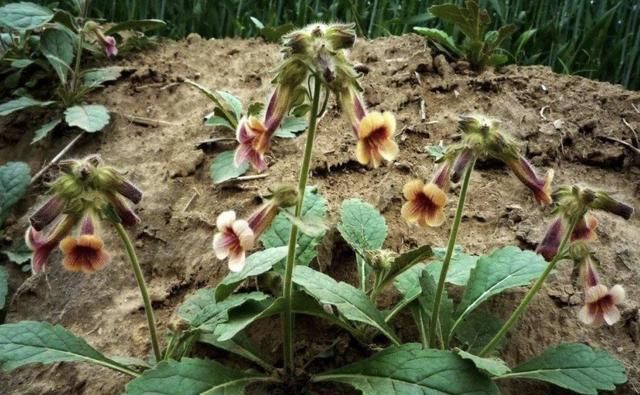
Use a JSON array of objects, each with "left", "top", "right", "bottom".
[
  {"left": 0, "top": 161, "right": 30, "bottom": 226},
  {"left": 413, "top": 27, "right": 461, "bottom": 55},
  {"left": 184, "top": 79, "right": 239, "bottom": 128},
  {"left": 293, "top": 266, "right": 400, "bottom": 344},
  {"left": 64, "top": 104, "right": 110, "bottom": 132},
  {"left": 273, "top": 117, "right": 308, "bottom": 138},
  {"left": 384, "top": 245, "right": 433, "bottom": 284},
  {"left": 338, "top": 198, "right": 387, "bottom": 253},
  {"left": 390, "top": 264, "right": 426, "bottom": 317},
  {"left": 214, "top": 246, "right": 288, "bottom": 301},
  {"left": 455, "top": 246, "right": 545, "bottom": 323},
  {"left": 217, "top": 91, "right": 243, "bottom": 121},
  {"left": 0, "top": 2, "right": 54, "bottom": 31},
  {"left": 31, "top": 118, "right": 62, "bottom": 143},
  {"left": 0, "top": 96, "right": 55, "bottom": 117},
  {"left": 246, "top": 102, "right": 264, "bottom": 117},
  {"left": 455, "top": 310, "right": 504, "bottom": 354},
  {"left": 261, "top": 187, "right": 327, "bottom": 266},
  {"left": 497, "top": 343, "right": 627, "bottom": 395},
  {"left": 104, "top": 19, "right": 166, "bottom": 35},
  {"left": 125, "top": 357, "right": 273, "bottom": 395},
  {"left": 425, "top": 251, "right": 479, "bottom": 286},
  {"left": 204, "top": 115, "right": 234, "bottom": 130},
  {"left": 424, "top": 143, "right": 447, "bottom": 160},
  {"left": 279, "top": 209, "right": 327, "bottom": 238},
  {"left": 313, "top": 343, "right": 500, "bottom": 395},
  {"left": 416, "top": 270, "right": 453, "bottom": 345},
  {"left": 0, "top": 321, "right": 135, "bottom": 375},
  {"left": 40, "top": 28, "right": 75, "bottom": 84},
  {"left": 199, "top": 332, "right": 273, "bottom": 371},
  {"left": 82, "top": 67, "right": 124, "bottom": 88},
  {"left": 0, "top": 266, "right": 8, "bottom": 310},
  {"left": 457, "top": 349, "right": 511, "bottom": 376},
  {"left": 209, "top": 150, "right": 249, "bottom": 184}
]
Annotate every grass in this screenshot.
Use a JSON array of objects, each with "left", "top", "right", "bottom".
[{"left": 71, "top": 1, "right": 640, "bottom": 89}]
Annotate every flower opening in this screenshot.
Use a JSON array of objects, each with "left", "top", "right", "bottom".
[
  {"left": 213, "top": 211, "right": 255, "bottom": 272},
  {"left": 355, "top": 111, "right": 398, "bottom": 168},
  {"left": 578, "top": 283, "right": 625, "bottom": 327},
  {"left": 234, "top": 116, "right": 271, "bottom": 172},
  {"left": 401, "top": 179, "right": 448, "bottom": 227},
  {"left": 59, "top": 216, "right": 110, "bottom": 274}
]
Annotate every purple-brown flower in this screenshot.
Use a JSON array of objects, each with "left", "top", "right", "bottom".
[
  {"left": 234, "top": 116, "right": 271, "bottom": 172},
  {"left": 59, "top": 215, "right": 110, "bottom": 273},
  {"left": 505, "top": 155, "right": 554, "bottom": 205},
  {"left": 25, "top": 215, "right": 77, "bottom": 273},
  {"left": 578, "top": 284, "right": 625, "bottom": 327}
]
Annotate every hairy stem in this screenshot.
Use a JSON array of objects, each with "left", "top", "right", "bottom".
[
  {"left": 281, "top": 76, "right": 322, "bottom": 376},
  {"left": 115, "top": 223, "right": 162, "bottom": 362},
  {"left": 478, "top": 216, "right": 579, "bottom": 356},
  {"left": 428, "top": 158, "right": 475, "bottom": 348}
]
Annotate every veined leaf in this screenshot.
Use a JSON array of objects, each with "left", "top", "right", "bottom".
[
  {"left": 214, "top": 246, "right": 288, "bottom": 301},
  {"left": 41, "top": 28, "right": 75, "bottom": 84},
  {"left": 82, "top": 67, "right": 124, "bottom": 88},
  {"left": 209, "top": 150, "right": 249, "bottom": 184},
  {"left": 0, "top": 161, "right": 30, "bottom": 226},
  {"left": 31, "top": 118, "right": 62, "bottom": 143},
  {"left": 199, "top": 332, "right": 274, "bottom": 371},
  {"left": 64, "top": 104, "right": 110, "bottom": 133},
  {"left": 293, "top": 266, "right": 400, "bottom": 344},
  {"left": 497, "top": 343, "right": 627, "bottom": 395},
  {"left": 125, "top": 357, "right": 274, "bottom": 395},
  {"left": 312, "top": 343, "right": 500, "bottom": 395},
  {"left": 338, "top": 198, "right": 387, "bottom": 254},
  {"left": 457, "top": 349, "right": 511, "bottom": 376},
  {"left": 455, "top": 310, "right": 504, "bottom": 354},
  {"left": 0, "top": 96, "right": 55, "bottom": 117},
  {"left": 0, "top": 2, "right": 54, "bottom": 31},
  {"left": 0, "top": 321, "right": 136, "bottom": 376},
  {"left": 273, "top": 117, "right": 308, "bottom": 138},
  {"left": 425, "top": 251, "right": 479, "bottom": 287},
  {"left": 0, "top": 266, "right": 8, "bottom": 310}
]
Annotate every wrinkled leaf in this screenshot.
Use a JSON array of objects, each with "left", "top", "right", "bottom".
[
  {"left": 414, "top": 27, "right": 461, "bottom": 55},
  {"left": 31, "top": 118, "right": 62, "bottom": 143},
  {"left": 125, "top": 357, "right": 273, "bottom": 395},
  {"left": 0, "top": 2, "right": 54, "bottom": 31},
  {"left": 457, "top": 349, "right": 511, "bottom": 376},
  {"left": 209, "top": 150, "right": 249, "bottom": 184},
  {"left": 273, "top": 117, "right": 308, "bottom": 138},
  {"left": 313, "top": 343, "right": 500, "bottom": 394},
  {"left": 425, "top": 251, "right": 479, "bottom": 287},
  {"left": 0, "top": 97, "right": 55, "bottom": 117},
  {"left": 497, "top": 343, "right": 627, "bottom": 395},
  {"left": 455, "top": 310, "right": 504, "bottom": 354},
  {"left": 64, "top": 104, "right": 110, "bottom": 133},
  {"left": 41, "top": 28, "right": 74, "bottom": 84},
  {"left": 0, "top": 161, "right": 30, "bottom": 226},
  {"left": 338, "top": 198, "right": 387, "bottom": 254},
  {"left": 82, "top": 67, "right": 123, "bottom": 88}
]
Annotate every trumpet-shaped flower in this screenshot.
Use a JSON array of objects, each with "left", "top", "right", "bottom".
[
  {"left": 30, "top": 196, "right": 65, "bottom": 231},
  {"left": 59, "top": 216, "right": 110, "bottom": 273},
  {"left": 213, "top": 211, "right": 255, "bottom": 272},
  {"left": 25, "top": 215, "right": 77, "bottom": 273},
  {"left": 578, "top": 284, "right": 625, "bottom": 327},
  {"left": 572, "top": 214, "right": 598, "bottom": 242},
  {"left": 234, "top": 116, "right": 271, "bottom": 172},
  {"left": 505, "top": 155, "right": 554, "bottom": 205},
  {"left": 401, "top": 179, "right": 448, "bottom": 227},
  {"left": 355, "top": 111, "right": 399, "bottom": 168}
]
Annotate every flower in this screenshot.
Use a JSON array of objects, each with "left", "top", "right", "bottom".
[
  {"left": 25, "top": 215, "right": 77, "bottom": 273},
  {"left": 213, "top": 211, "right": 255, "bottom": 272},
  {"left": 578, "top": 284, "right": 625, "bottom": 327},
  {"left": 30, "top": 196, "right": 65, "bottom": 231},
  {"left": 591, "top": 190, "right": 634, "bottom": 220},
  {"left": 59, "top": 216, "right": 110, "bottom": 273},
  {"left": 450, "top": 149, "right": 474, "bottom": 183},
  {"left": 504, "top": 155, "right": 554, "bottom": 205},
  {"left": 536, "top": 217, "right": 564, "bottom": 261},
  {"left": 571, "top": 214, "right": 597, "bottom": 242},
  {"left": 401, "top": 179, "right": 448, "bottom": 227},
  {"left": 234, "top": 116, "right": 271, "bottom": 172},
  {"left": 355, "top": 111, "right": 399, "bottom": 168},
  {"left": 339, "top": 86, "right": 367, "bottom": 135}
]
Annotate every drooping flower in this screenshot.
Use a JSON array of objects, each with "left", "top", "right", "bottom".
[
  {"left": 401, "top": 178, "right": 448, "bottom": 228},
  {"left": 234, "top": 116, "right": 271, "bottom": 172},
  {"left": 59, "top": 215, "right": 111, "bottom": 273},
  {"left": 571, "top": 214, "right": 598, "bottom": 242},
  {"left": 339, "top": 86, "right": 367, "bottom": 136},
  {"left": 29, "top": 196, "right": 65, "bottom": 231},
  {"left": 85, "top": 21, "right": 118, "bottom": 58},
  {"left": 355, "top": 111, "right": 399, "bottom": 168},
  {"left": 450, "top": 149, "right": 474, "bottom": 183},
  {"left": 25, "top": 215, "right": 77, "bottom": 273},
  {"left": 591, "top": 190, "right": 634, "bottom": 220},
  {"left": 578, "top": 284, "right": 626, "bottom": 327},
  {"left": 536, "top": 216, "right": 565, "bottom": 261},
  {"left": 213, "top": 211, "right": 255, "bottom": 272},
  {"left": 504, "top": 155, "right": 554, "bottom": 205}
]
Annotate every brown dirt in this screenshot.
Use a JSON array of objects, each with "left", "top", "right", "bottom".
[{"left": 1, "top": 34, "right": 639, "bottom": 395}]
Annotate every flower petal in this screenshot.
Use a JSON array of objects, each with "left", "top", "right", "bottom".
[
  {"left": 213, "top": 232, "right": 230, "bottom": 259},
  {"left": 382, "top": 112, "right": 396, "bottom": 136},
  {"left": 585, "top": 284, "right": 608, "bottom": 304},
  {"left": 379, "top": 139, "right": 399, "bottom": 161},
  {"left": 228, "top": 251, "right": 246, "bottom": 272},
  {"left": 603, "top": 305, "right": 621, "bottom": 325},
  {"left": 403, "top": 179, "right": 425, "bottom": 200},
  {"left": 355, "top": 140, "right": 370, "bottom": 165},
  {"left": 401, "top": 201, "right": 421, "bottom": 224},
  {"left": 357, "top": 112, "right": 384, "bottom": 139},
  {"left": 423, "top": 183, "right": 447, "bottom": 208},
  {"left": 609, "top": 284, "right": 626, "bottom": 304},
  {"left": 577, "top": 304, "right": 595, "bottom": 325},
  {"left": 232, "top": 220, "right": 255, "bottom": 250},
  {"left": 216, "top": 210, "right": 236, "bottom": 230}
]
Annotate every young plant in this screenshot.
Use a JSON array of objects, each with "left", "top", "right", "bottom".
[{"left": 414, "top": 0, "right": 517, "bottom": 70}]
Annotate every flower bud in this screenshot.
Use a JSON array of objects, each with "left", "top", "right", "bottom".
[
  {"left": 450, "top": 149, "right": 474, "bottom": 183},
  {"left": 590, "top": 191, "right": 634, "bottom": 220},
  {"left": 364, "top": 249, "right": 397, "bottom": 271},
  {"left": 504, "top": 155, "right": 553, "bottom": 205},
  {"left": 282, "top": 31, "right": 312, "bottom": 55},
  {"left": 325, "top": 23, "right": 356, "bottom": 50},
  {"left": 90, "top": 166, "right": 143, "bottom": 204},
  {"left": 536, "top": 216, "right": 564, "bottom": 261},
  {"left": 339, "top": 86, "right": 367, "bottom": 134},
  {"left": 105, "top": 193, "right": 140, "bottom": 227},
  {"left": 30, "top": 196, "right": 65, "bottom": 231},
  {"left": 25, "top": 215, "right": 77, "bottom": 273},
  {"left": 268, "top": 184, "right": 299, "bottom": 208},
  {"left": 431, "top": 162, "right": 451, "bottom": 191}
]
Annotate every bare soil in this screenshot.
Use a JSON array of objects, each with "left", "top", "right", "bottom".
[{"left": 1, "top": 34, "right": 639, "bottom": 394}]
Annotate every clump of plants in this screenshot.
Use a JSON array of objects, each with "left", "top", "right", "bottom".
[
  {"left": 414, "top": 0, "right": 517, "bottom": 70},
  {"left": 0, "top": 1, "right": 165, "bottom": 141},
  {"left": 0, "top": 22, "right": 635, "bottom": 395}
]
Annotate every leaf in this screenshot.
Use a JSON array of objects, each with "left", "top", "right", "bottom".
[
  {"left": 413, "top": 27, "right": 461, "bottom": 55},
  {"left": 425, "top": 251, "right": 479, "bottom": 286},
  {"left": 184, "top": 79, "right": 238, "bottom": 128},
  {"left": 273, "top": 117, "right": 308, "bottom": 138},
  {"left": 40, "top": 28, "right": 75, "bottom": 84},
  {"left": 313, "top": 343, "right": 500, "bottom": 395},
  {"left": 249, "top": 16, "right": 264, "bottom": 30},
  {"left": 261, "top": 187, "right": 327, "bottom": 266},
  {"left": 455, "top": 310, "right": 504, "bottom": 354},
  {"left": 279, "top": 209, "right": 327, "bottom": 238},
  {"left": 82, "top": 67, "right": 124, "bottom": 88},
  {"left": 385, "top": 245, "right": 433, "bottom": 283},
  {"left": 0, "top": 2, "right": 54, "bottom": 31},
  {"left": 199, "top": 332, "right": 273, "bottom": 371},
  {"left": 416, "top": 270, "right": 454, "bottom": 345},
  {"left": 31, "top": 118, "right": 62, "bottom": 143},
  {"left": 429, "top": 3, "right": 484, "bottom": 40},
  {"left": 209, "top": 150, "right": 249, "bottom": 184},
  {"left": 64, "top": 104, "right": 110, "bottom": 132},
  {"left": 0, "top": 321, "right": 134, "bottom": 374},
  {"left": 457, "top": 349, "right": 511, "bottom": 376},
  {"left": 455, "top": 246, "right": 545, "bottom": 323},
  {"left": 424, "top": 143, "right": 447, "bottom": 160},
  {"left": 497, "top": 343, "right": 627, "bottom": 395},
  {"left": 293, "top": 266, "right": 400, "bottom": 344},
  {"left": 125, "top": 357, "right": 273, "bottom": 395},
  {"left": 246, "top": 102, "right": 264, "bottom": 117},
  {"left": 0, "top": 266, "right": 7, "bottom": 310},
  {"left": 104, "top": 19, "right": 166, "bottom": 35},
  {"left": 214, "top": 246, "right": 288, "bottom": 301},
  {"left": 204, "top": 115, "right": 234, "bottom": 130},
  {"left": 217, "top": 91, "right": 243, "bottom": 121},
  {"left": 338, "top": 198, "right": 387, "bottom": 254},
  {"left": 0, "top": 96, "right": 55, "bottom": 117},
  {"left": 0, "top": 161, "right": 30, "bottom": 226}
]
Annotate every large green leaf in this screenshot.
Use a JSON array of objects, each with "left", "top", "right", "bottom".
[
  {"left": 457, "top": 349, "right": 511, "bottom": 376},
  {"left": 454, "top": 310, "right": 504, "bottom": 354},
  {"left": 0, "top": 2, "right": 54, "bottom": 31},
  {"left": 82, "top": 67, "right": 124, "bottom": 88},
  {"left": 416, "top": 270, "right": 454, "bottom": 345},
  {"left": 199, "top": 332, "right": 274, "bottom": 371},
  {"left": 313, "top": 343, "right": 500, "bottom": 395},
  {"left": 0, "top": 97, "right": 55, "bottom": 117},
  {"left": 40, "top": 28, "right": 75, "bottom": 84},
  {"left": 214, "top": 246, "right": 288, "bottom": 301},
  {"left": 0, "top": 161, "right": 30, "bottom": 226},
  {"left": 425, "top": 251, "right": 479, "bottom": 286},
  {"left": 337, "top": 198, "right": 387, "bottom": 253},
  {"left": 64, "top": 104, "right": 110, "bottom": 133},
  {"left": 0, "top": 321, "right": 135, "bottom": 375},
  {"left": 293, "top": 266, "right": 399, "bottom": 344},
  {"left": 497, "top": 343, "right": 627, "bottom": 395},
  {"left": 125, "top": 357, "right": 274, "bottom": 395},
  {"left": 261, "top": 187, "right": 327, "bottom": 266},
  {"left": 209, "top": 150, "right": 249, "bottom": 184},
  {"left": 454, "top": 247, "right": 545, "bottom": 327},
  {"left": 413, "top": 27, "right": 461, "bottom": 55},
  {"left": 104, "top": 19, "right": 166, "bottom": 35},
  {"left": 0, "top": 266, "right": 7, "bottom": 310}
]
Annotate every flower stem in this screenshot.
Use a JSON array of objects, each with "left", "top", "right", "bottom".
[
  {"left": 70, "top": 0, "right": 90, "bottom": 98},
  {"left": 478, "top": 216, "right": 579, "bottom": 357},
  {"left": 114, "top": 223, "right": 162, "bottom": 362},
  {"left": 282, "top": 76, "right": 322, "bottom": 376},
  {"left": 428, "top": 158, "right": 475, "bottom": 348}
]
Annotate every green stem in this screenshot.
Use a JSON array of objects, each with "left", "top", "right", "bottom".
[
  {"left": 428, "top": 158, "right": 475, "bottom": 348},
  {"left": 417, "top": 307, "right": 428, "bottom": 348},
  {"left": 70, "top": 0, "right": 90, "bottom": 98},
  {"left": 281, "top": 76, "right": 323, "bottom": 376},
  {"left": 478, "top": 216, "right": 579, "bottom": 357},
  {"left": 115, "top": 223, "right": 162, "bottom": 362}
]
